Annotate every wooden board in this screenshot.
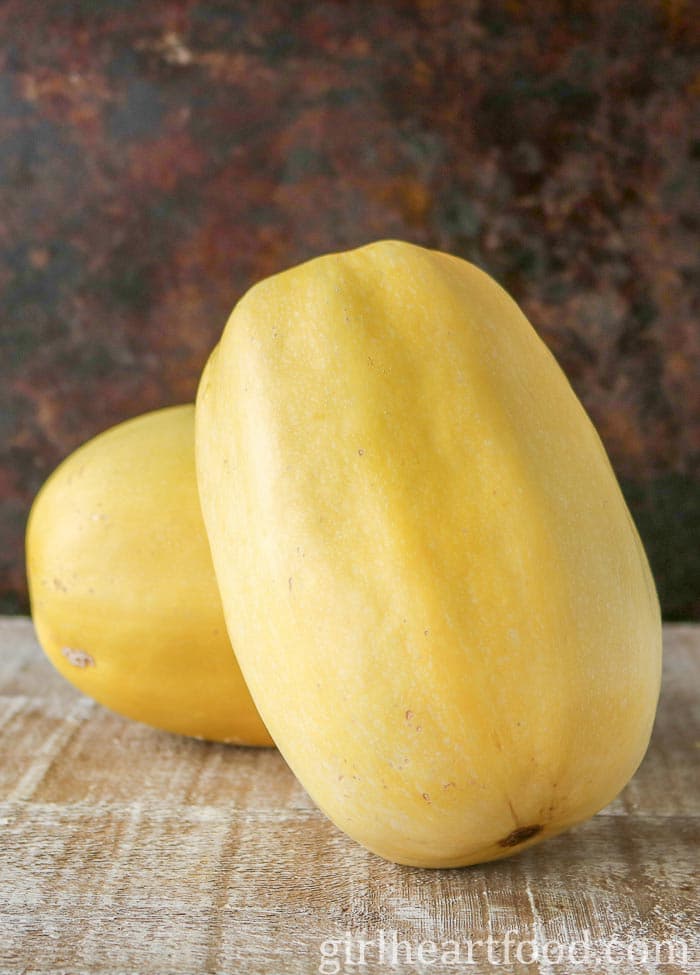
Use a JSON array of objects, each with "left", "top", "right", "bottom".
[{"left": 0, "top": 618, "right": 697, "bottom": 974}]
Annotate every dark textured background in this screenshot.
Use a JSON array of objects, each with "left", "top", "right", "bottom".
[{"left": 2, "top": 0, "right": 698, "bottom": 618}]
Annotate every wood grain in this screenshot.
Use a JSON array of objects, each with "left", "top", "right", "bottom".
[{"left": 0, "top": 619, "right": 697, "bottom": 974}]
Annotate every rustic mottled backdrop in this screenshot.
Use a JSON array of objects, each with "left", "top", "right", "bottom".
[{"left": 1, "top": 1, "right": 698, "bottom": 617}]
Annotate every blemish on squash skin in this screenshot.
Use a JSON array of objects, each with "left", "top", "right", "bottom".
[
  {"left": 498, "top": 824, "right": 542, "bottom": 847},
  {"left": 61, "top": 647, "right": 95, "bottom": 668},
  {"left": 405, "top": 709, "right": 414, "bottom": 721},
  {"left": 422, "top": 792, "right": 431, "bottom": 803}
]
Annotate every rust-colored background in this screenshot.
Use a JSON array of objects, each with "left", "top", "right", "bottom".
[{"left": 2, "top": 1, "right": 698, "bottom": 618}]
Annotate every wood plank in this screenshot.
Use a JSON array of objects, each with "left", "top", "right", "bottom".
[{"left": 0, "top": 619, "right": 697, "bottom": 974}]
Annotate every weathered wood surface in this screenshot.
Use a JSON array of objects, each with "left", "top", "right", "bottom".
[{"left": 0, "top": 618, "right": 697, "bottom": 974}]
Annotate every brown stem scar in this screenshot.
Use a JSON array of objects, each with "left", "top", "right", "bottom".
[{"left": 498, "top": 824, "right": 542, "bottom": 847}]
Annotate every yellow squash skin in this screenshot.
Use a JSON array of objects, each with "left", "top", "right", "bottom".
[
  {"left": 196, "top": 240, "right": 662, "bottom": 866},
  {"left": 27, "top": 405, "right": 272, "bottom": 746}
]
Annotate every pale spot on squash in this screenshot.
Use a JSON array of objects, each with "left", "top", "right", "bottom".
[{"left": 61, "top": 647, "right": 95, "bottom": 669}]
